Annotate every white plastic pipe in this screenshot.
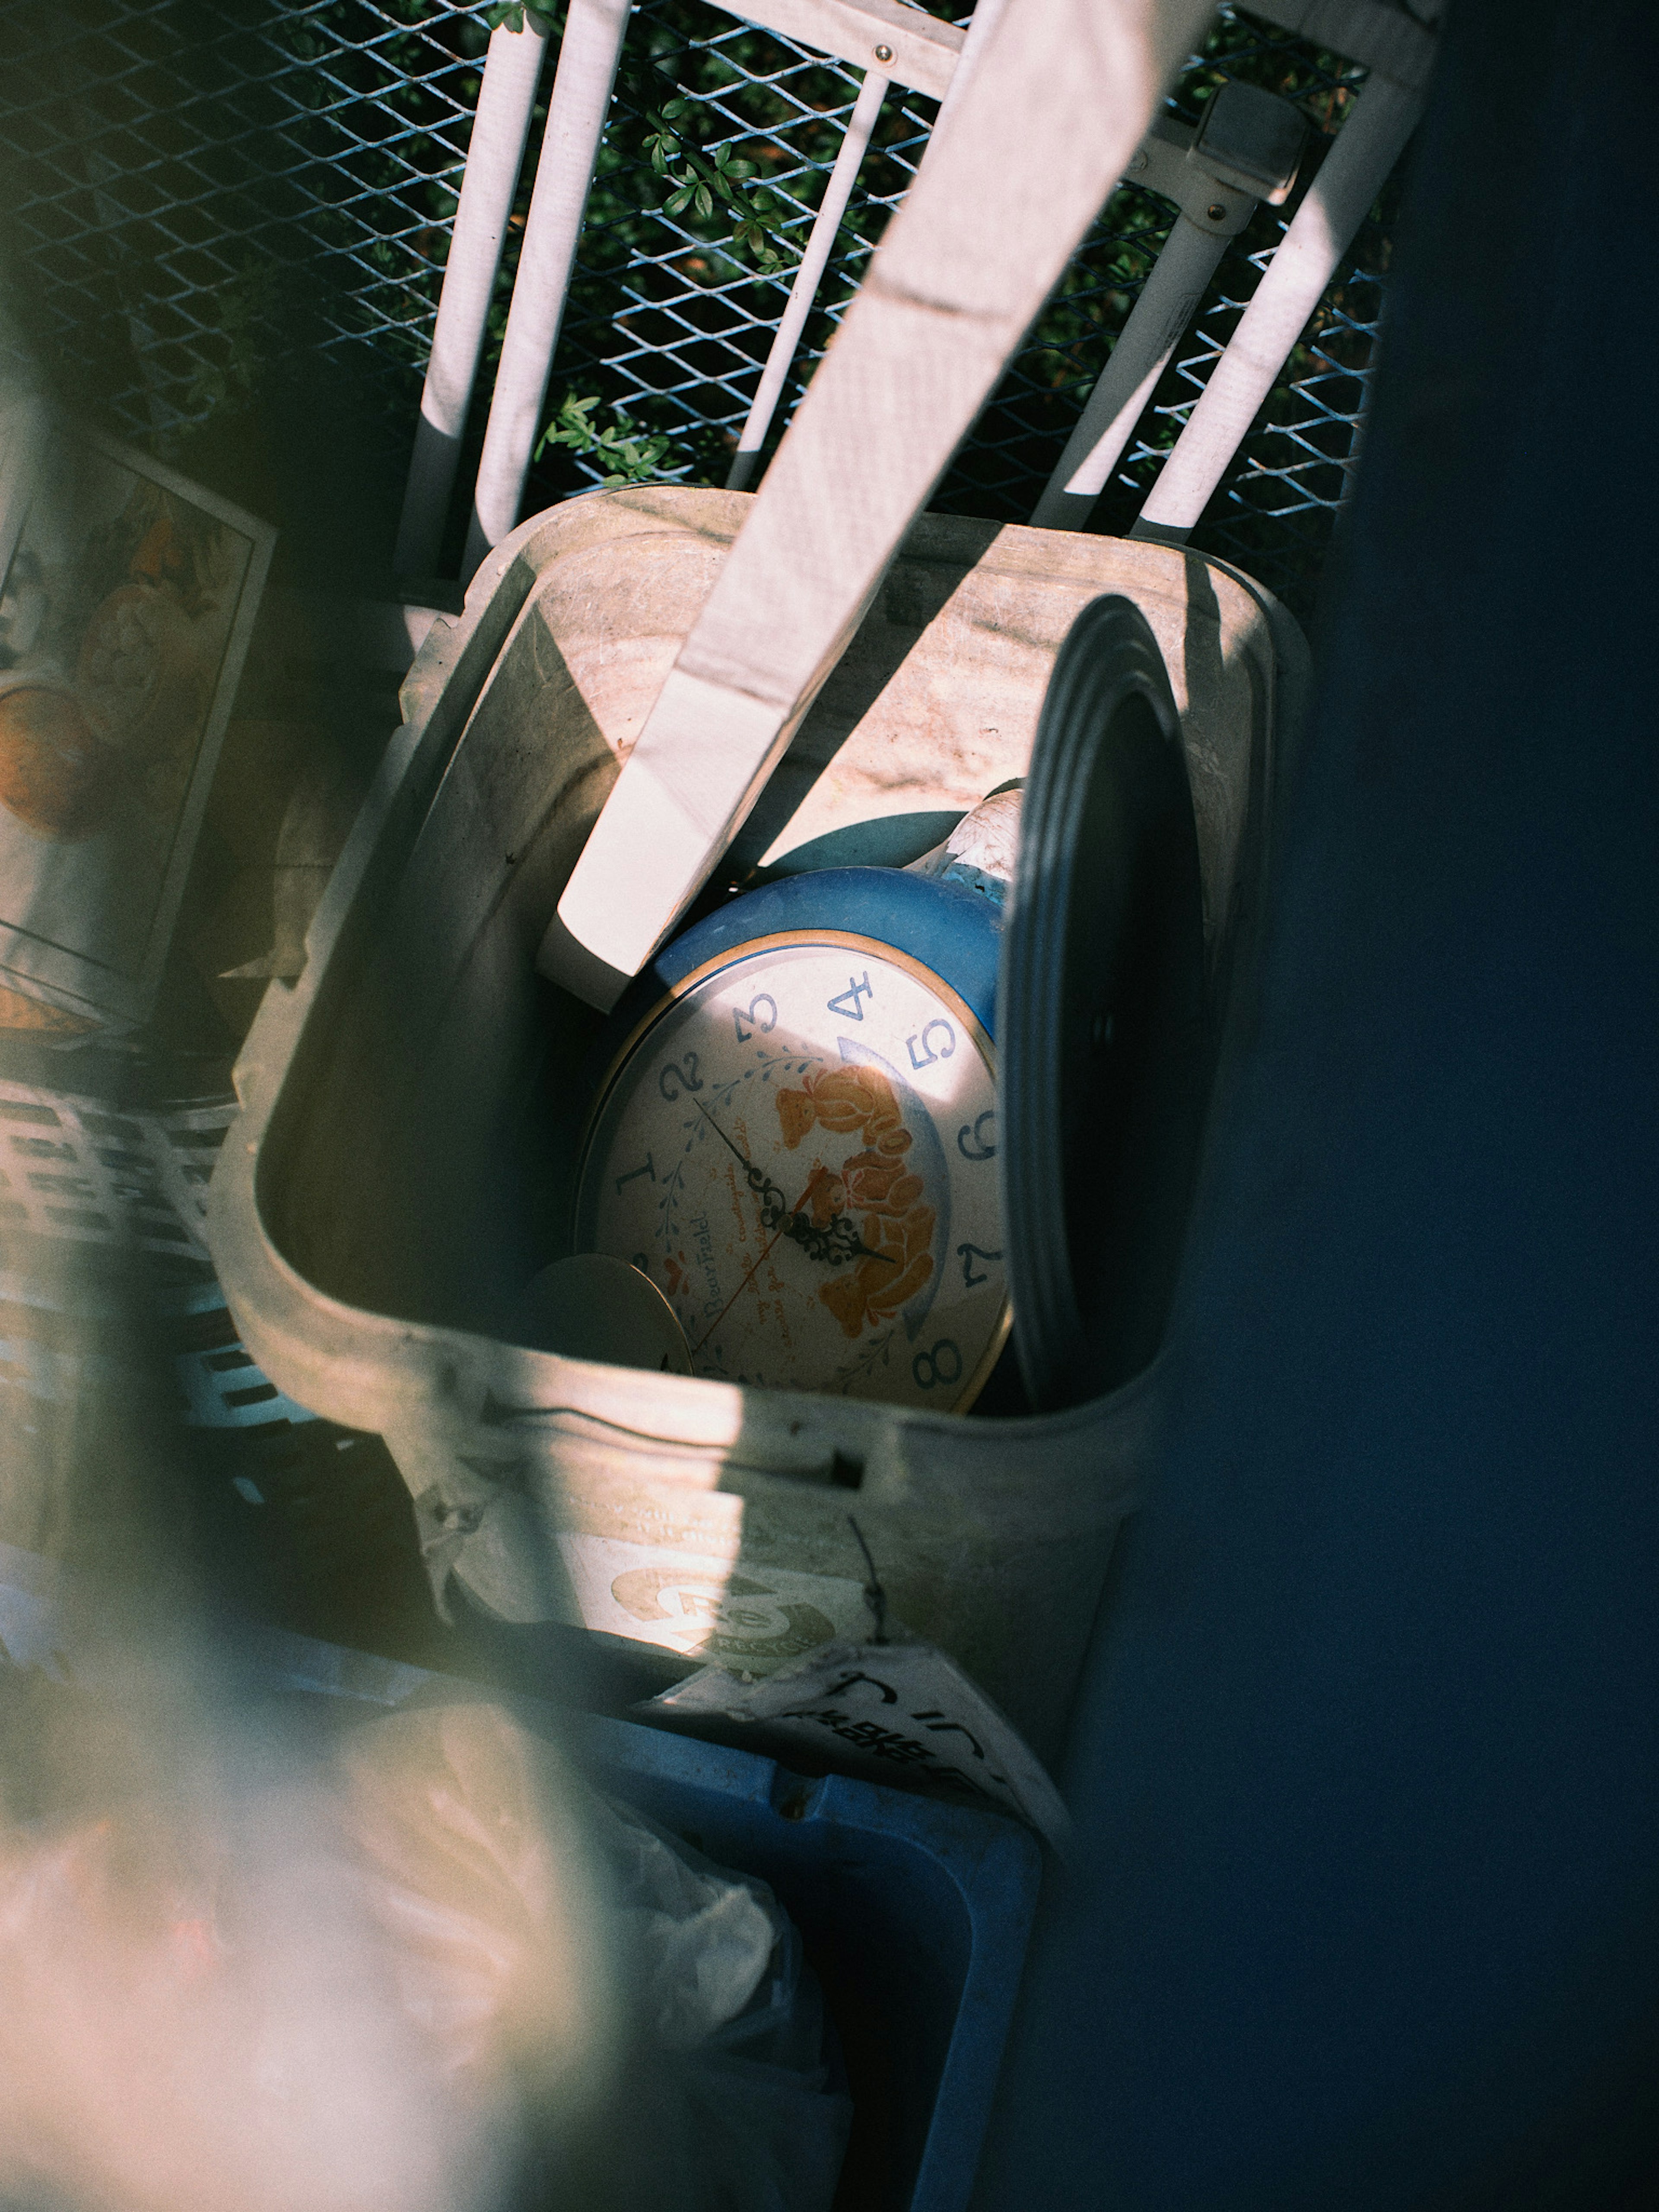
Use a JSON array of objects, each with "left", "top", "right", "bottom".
[
  {"left": 393, "top": 20, "right": 547, "bottom": 581},
  {"left": 1130, "top": 71, "right": 1421, "bottom": 542},
  {"left": 726, "top": 67, "right": 889, "bottom": 495},
  {"left": 1029, "top": 211, "right": 1229, "bottom": 531},
  {"left": 917, "top": 0, "right": 1011, "bottom": 150},
  {"left": 461, "top": 0, "right": 632, "bottom": 578}
]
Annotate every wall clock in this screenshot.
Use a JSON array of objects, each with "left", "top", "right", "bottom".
[{"left": 571, "top": 866, "right": 1010, "bottom": 1411}]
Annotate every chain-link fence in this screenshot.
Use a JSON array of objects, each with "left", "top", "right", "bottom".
[{"left": 0, "top": 0, "right": 1400, "bottom": 617}]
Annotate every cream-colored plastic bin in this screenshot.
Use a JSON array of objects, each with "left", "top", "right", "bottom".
[{"left": 207, "top": 487, "right": 1306, "bottom": 1758}]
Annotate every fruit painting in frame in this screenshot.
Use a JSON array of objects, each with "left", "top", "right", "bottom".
[{"left": 0, "top": 404, "right": 274, "bottom": 1032}]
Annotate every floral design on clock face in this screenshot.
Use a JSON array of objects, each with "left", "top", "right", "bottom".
[
  {"left": 774, "top": 1065, "right": 937, "bottom": 1344},
  {"left": 573, "top": 936, "right": 1009, "bottom": 1411}
]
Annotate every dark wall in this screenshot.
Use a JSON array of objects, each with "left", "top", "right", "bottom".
[{"left": 977, "top": 2, "right": 1659, "bottom": 2204}]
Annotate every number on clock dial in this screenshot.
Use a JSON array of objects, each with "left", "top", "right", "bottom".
[
  {"left": 575, "top": 938, "right": 1007, "bottom": 1411},
  {"left": 826, "top": 971, "right": 873, "bottom": 1021}
]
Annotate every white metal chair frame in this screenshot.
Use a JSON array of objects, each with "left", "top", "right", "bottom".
[
  {"left": 380, "top": 0, "right": 1442, "bottom": 1007},
  {"left": 394, "top": 0, "right": 1439, "bottom": 587}
]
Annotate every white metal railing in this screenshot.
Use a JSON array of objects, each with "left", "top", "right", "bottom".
[
  {"left": 394, "top": 0, "right": 1437, "bottom": 585},
  {"left": 385, "top": 0, "right": 1440, "bottom": 1006}
]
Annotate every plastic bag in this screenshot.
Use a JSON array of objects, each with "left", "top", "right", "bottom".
[
  {"left": 342, "top": 1699, "right": 852, "bottom": 2212},
  {"left": 0, "top": 1678, "right": 848, "bottom": 2212},
  {"left": 0, "top": 1686, "right": 515, "bottom": 2212},
  {"left": 579, "top": 1793, "right": 852, "bottom": 2212},
  {"left": 334, "top": 1698, "right": 620, "bottom": 2107}
]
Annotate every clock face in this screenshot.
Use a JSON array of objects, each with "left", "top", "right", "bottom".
[{"left": 573, "top": 930, "right": 1009, "bottom": 1411}]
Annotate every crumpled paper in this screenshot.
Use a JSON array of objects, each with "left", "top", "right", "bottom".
[{"left": 639, "top": 1633, "right": 1072, "bottom": 1852}]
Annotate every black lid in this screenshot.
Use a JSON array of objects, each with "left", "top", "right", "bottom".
[{"left": 999, "top": 595, "right": 1208, "bottom": 1411}]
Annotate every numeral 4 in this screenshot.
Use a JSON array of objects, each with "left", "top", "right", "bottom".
[{"left": 826, "top": 972, "right": 873, "bottom": 1021}]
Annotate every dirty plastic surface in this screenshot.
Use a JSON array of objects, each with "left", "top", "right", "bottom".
[{"left": 207, "top": 488, "right": 1306, "bottom": 1760}]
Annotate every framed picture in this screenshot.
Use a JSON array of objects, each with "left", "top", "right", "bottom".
[{"left": 0, "top": 403, "right": 276, "bottom": 1032}]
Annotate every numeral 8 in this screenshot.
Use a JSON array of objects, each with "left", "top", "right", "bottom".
[{"left": 912, "top": 1338, "right": 963, "bottom": 1391}]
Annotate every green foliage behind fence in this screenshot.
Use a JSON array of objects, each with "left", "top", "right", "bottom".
[{"left": 0, "top": 0, "right": 1395, "bottom": 614}]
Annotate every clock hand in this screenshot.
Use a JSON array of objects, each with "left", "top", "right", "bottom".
[
  {"left": 788, "top": 1206, "right": 895, "bottom": 1269},
  {"left": 690, "top": 1093, "right": 781, "bottom": 1206},
  {"left": 686, "top": 1095, "right": 894, "bottom": 1267},
  {"left": 688, "top": 1163, "right": 840, "bottom": 1360},
  {"left": 689, "top": 1219, "right": 789, "bottom": 1361},
  {"left": 779, "top": 1168, "right": 898, "bottom": 1270}
]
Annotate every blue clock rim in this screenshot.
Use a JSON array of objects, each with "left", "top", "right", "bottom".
[
  {"left": 642, "top": 867, "right": 1002, "bottom": 1041},
  {"left": 570, "top": 866, "right": 1011, "bottom": 1410}
]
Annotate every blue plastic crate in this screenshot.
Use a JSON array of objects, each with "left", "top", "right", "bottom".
[
  {"left": 574, "top": 1713, "right": 1041, "bottom": 2212},
  {"left": 0, "top": 1538, "right": 1042, "bottom": 2211},
  {"left": 243, "top": 1618, "right": 1042, "bottom": 2212}
]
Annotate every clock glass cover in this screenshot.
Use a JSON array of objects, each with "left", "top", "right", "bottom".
[{"left": 573, "top": 930, "right": 1009, "bottom": 1411}]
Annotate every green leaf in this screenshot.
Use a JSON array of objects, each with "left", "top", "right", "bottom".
[
  {"left": 535, "top": 389, "right": 674, "bottom": 487},
  {"left": 694, "top": 182, "right": 713, "bottom": 218},
  {"left": 666, "top": 185, "right": 693, "bottom": 214}
]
